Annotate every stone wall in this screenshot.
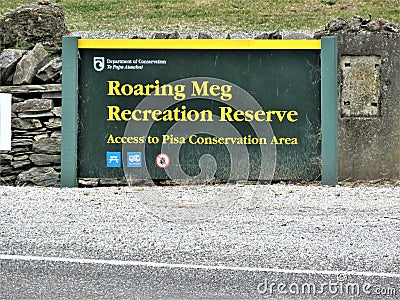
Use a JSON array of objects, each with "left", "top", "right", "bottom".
[
  {"left": 316, "top": 16, "right": 400, "bottom": 180},
  {"left": 336, "top": 32, "right": 400, "bottom": 180},
  {"left": 0, "top": 2, "right": 69, "bottom": 55},
  {"left": 0, "top": 44, "right": 62, "bottom": 186}
]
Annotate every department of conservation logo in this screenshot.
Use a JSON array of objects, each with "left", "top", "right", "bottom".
[{"left": 93, "top": 57, "right": 105, "bottom": 72}]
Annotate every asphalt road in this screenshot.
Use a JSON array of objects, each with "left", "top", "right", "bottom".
[
  {"left": 0, "top": 184, "right": 399, "bottom": 299},
  {"left": 0, "top": 256, "right": 399, "bottom": 299}
]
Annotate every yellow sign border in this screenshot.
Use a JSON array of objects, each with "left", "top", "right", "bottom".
[{"left": 77, "top": 39, "right": 321, "bottom": 50}]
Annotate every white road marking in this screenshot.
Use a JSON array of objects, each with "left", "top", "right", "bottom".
[{"left": 1, "top": 254, "right": 399, "bottom": 278}]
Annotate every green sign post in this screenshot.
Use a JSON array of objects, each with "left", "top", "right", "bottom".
[{"left": 61, "top": 37, "right": 337, "bottom": 187}]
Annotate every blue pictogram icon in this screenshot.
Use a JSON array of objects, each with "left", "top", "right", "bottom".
[
  {"left": 127, "top": 152, "right": 142, "bottom": 168},
  {"left": 106, "top": 152, "right": 121, "bottom": 167}
]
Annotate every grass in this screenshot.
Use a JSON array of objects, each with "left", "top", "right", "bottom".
[{"left": 0, "top": 0, "right": 399, "bottom": 32}]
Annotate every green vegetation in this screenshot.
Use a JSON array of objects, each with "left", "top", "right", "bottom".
[{"left": 0, "top": 0, "right": 399, "bottom": 32}]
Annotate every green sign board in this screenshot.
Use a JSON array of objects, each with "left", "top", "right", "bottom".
[{"left": 61, "top": 38, "right": 338, "bottom": 187}]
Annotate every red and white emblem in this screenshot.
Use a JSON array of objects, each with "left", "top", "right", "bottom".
[{"left": 155, "top": 153, "right": 170, "bottom": 169}]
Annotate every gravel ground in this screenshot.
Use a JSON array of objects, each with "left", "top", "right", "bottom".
[
  {"left": 71, "top": 29, "right": 315, "bottom": 39},
  {"left": 1, "top": 183, "right": 399, "bottom": 274}
]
